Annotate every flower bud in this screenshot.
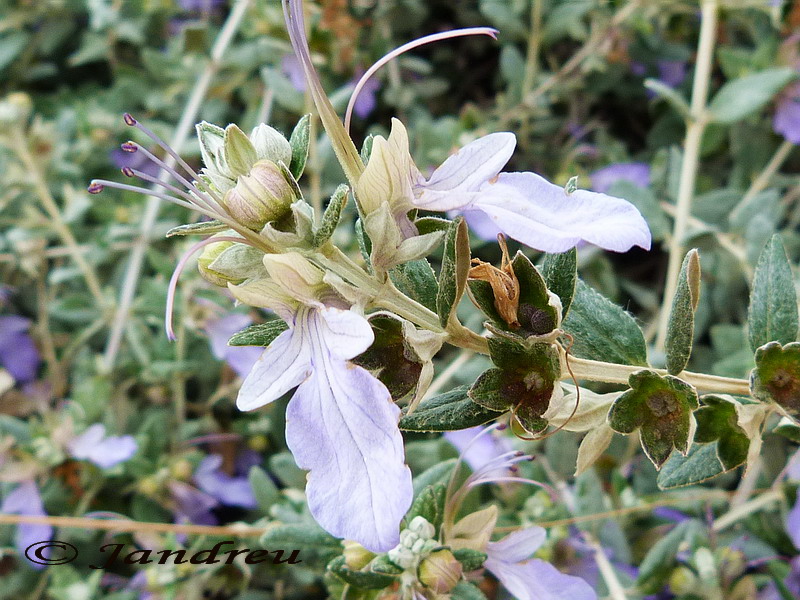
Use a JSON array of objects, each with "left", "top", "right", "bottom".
[
  {"left": 668, "top": 566, "right": 698, "bottom": 595},
  {"left": 418, "top": 549, "right": 462, "bottom": 594},
  {"left": 387, "top": 546, "right": 417, "bottom": 570},
  {"left": 250, "top": 123, "right": 292, "bottom": 166},
  {"left": 223, "top": 124, "right": 258, "bottom": 177},
  {"left": 223, "top": 161, "right": 295, "bottom": 230},
  {"left": 197, "top": 239, "right": 237, "bottom": 287},
  {"left": 343, "top": 541, "right": 375, "bottom": 570},
  {"left": 408, "top": 516, "right": 436, "bottom": 540}
]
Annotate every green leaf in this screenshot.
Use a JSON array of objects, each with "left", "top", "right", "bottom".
[
  {"left": 352, "top": 315, "right": 422, "bottom": 400},
  {"left": 288, "top": 114, "right": 311, "bottom": 180},
  {"left": 248, "top": 466, "right": 280, "bottom": 512},
  {"left": 636, "top": 520, "right": 707, "bottom": 593},
  {"left": 541, "top": 248, "right": 577, "bottom": 318},
  {"left": 608, "top": 370, "right": 699, "bottom": 469},
  {"left": 451, "top": 548, "right": 487, "bottom": 572},
  {"left": 657, "top": 442, "right": 725, "bottom": 489},
  {"left": 450, "top": 581, "right": 489, "bottom": 600},
  {"left": 708, "top": 68, "right": 798, "bottom": 123},
  {"left": 693, "top": 395, "right": 750, "bottom": 471},
  {"left": 260, "top": 524, "right": 341, "bottom": 552},
  {"left": 398, "top": 386, "right": 502, "bottom": 432},
  {"left": 748, "top": 234, "right": 798, "bottom": 351},
  {"left": 562, "top": 280, "right": 648, "bottom": 366},
  {"left": 165, "top": 220, "right": 229, "bottom": 237},
  {"left": 228, "top": 320, "right": 288, "bottom": 347},
  {"left": 313, "top": 184, "right": 349, "bottom": 247},
  {"left": 327, "top": 556, "right": 398, "bottom": 590},
  {"left": 406, "top": 483, "right": 447, "bottom": 533},
  {"left": 436, "top": 217, "right": 470, "bottom": 327},
  {"left": 751, "top": 341, "right": 800, "bottom": 420},
  {"left": 413, "top": 459, "right": 457, "bottom": 498},
  {"left": 666, "top": 249, "right": 701, "bottom": 375},
  {"left": 644, "top": 78, "right": 691, "bottom": 119},
  {"left": 390, "top": 259, "right": 439, "bottom": 313}
]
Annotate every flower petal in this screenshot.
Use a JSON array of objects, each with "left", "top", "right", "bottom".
[
  {"left": 284, "top": 310, "right": 411, "bottom": 551},
  {"left": 236, "top": 328, "right": 312, "bottom": 411},
  {"left": 68, "top": 424, "right": 138, "bottom": 469},
  {"left": 486, "top": 526, "right": 546, "bottom": 563},
  {"left": 474, "top": 172, "right": 652, "bottom": 253},
  {"left": 316, "top": 306, "right": 375, "bottom": 360},
  {"left": 424, "top": 133, "right": 515, "bottom": 194},
  {"left": 484, "top": 556, "right": 597, "bottom": 600}
]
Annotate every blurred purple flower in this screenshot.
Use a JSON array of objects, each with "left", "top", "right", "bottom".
[
  {"left": 167, "top": 481, "right": 218, "bottom": 526},
  {"left": 454, "top": 208, "right": 502, "bottom": 242},
  {"left": 445, "top": 425, "right": 514, "bottom": 478},
  {"left": 351, "top": 71, "right": 380, "bottom": 120},
  {"left": 109, "top": 148, "right": 160, "bottom": 179},
  {"left": 194, "top": 451, "right": 259, "bottom": 508},
  {"left": 1, "top": 480, "right": 52, "bottom": 570},
  {"left": 282, "top": 55, "right": 307, "bottom": 92},
  {"left": 205, "top": 313, "right": 263, "bottom": 379},
  {"left": 0, "top": 316, "right": 40, "bottom": 384},
  {"left": 774, "top": 81, "right": 800, "bottom": 144},
  {"left": 67, "top": 424, "right": 138, "bottom": 469},
  {"left": 652, "top": 506, "right": 690, "bottom": 523},
  {"left": 484, "top": 526, "right": 597, "bottom": 600},
  {"left": 590, "top": 162, "right": 651, "bottom": 194},
  {"left": 657, "top": 60, "right": 687, "bottom": 88},
  {"left": 786, "top": 488, "right": 800, "bottom": 548},
  {"left": 179, "top": 0, "right": 224, "bottom": 12}
]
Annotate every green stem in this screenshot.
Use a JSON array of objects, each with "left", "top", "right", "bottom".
[
  {"left": 655, "top": 0, "right": 718, "bottom": 351},
  {"left": 565, "top": 355, "right": 750, "bottom": 395}
]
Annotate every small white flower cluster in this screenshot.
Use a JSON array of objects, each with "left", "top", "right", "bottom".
[{"left": 388, "top": 516, "right": 438, "bottom": 570}]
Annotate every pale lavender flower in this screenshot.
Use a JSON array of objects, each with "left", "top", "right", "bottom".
[
  {"left": 205, "top": 313, "right": 262, "bottom": 379},
  {"left": 194, "top": 452, "right": 258, "bottom": 508},
  {"left": 360, "top": 120, "right": 652, "bottom": 253},
  {"left": 774, "top": 80, "right": 800, "bottom": 144},
  {"left": 167, "top": 481, "right": 218, "bottom": 526},
  {"left": 67, "top": 424, "right": 138, "bottom": 469},
  {"left": 589, "top": 162, "right": 651, "bottom": 194},
  {"left": 786, "top": 488, "right": 800, "bottom": 548},
  {"left": 232, "top": 253, "right": 412, "bottom": 552},
  {"left": 444, "top": 425, "right": 514, "bottom": 478},
  {"left": 0, "top": 315, "right": 40, "bottom": 384},
  {"left": 351, "top": 70, "right": 380, "bottom": 120},
  {"left": 484, "top": 526, "right": 597, "bottom": 600},
  {"left": 785, "top": 556, "right": 800, "bottom": 597},
  {"left": 1, "top": 480, "right": 52, "bottom": 570},
  {"left": 110, "top": 147, "right": 159, "bottom": 179},
  {"left": 281, "top": 55, "right": 307, "bottom": 91}
]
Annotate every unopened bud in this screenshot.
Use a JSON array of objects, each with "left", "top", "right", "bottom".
[
  {"left": 668, "top": 566, "right": 698, "bottom": 595},
  {"left": 223, "top": 124, "right": 258, "bottom": 177},
  {"left": 418, "top": 549, "right": 462, "bottom": 594},
  {"left": 223, "top": 161, "right": 294, "bottom": 230},
  {"left": 343, "top": 541, "right": 375, "bottom": 570},
  {"left": 408, "top": 516, "right": 436, "bottom": 540},
  {"left": 247, "top": 435, "right": 269, "bottom": 452},
  {"left": 138, "top": 476, "right": 160, "bottom": 496},
  {"left": 197, "top": 239, "right": 237, "bottom": 287},
  {"left": 387, "top": 546, "right": 417, "bottom": 570},
  {"left": 250, "top": 123, "right": 292, "bottom": 166}
]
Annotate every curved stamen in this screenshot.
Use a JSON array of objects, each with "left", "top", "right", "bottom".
[
  {"left": 165, "top": 235, "right": 251, "bottom": 340},
  {"left": 126, "top": 167, "right": 211, "bottom": 208},
  {"left": 128, "top": 143, "right": 225, "bottom": 214},
  {"left": 345, "top": 27, "right": 499, "bottom": 132},
  {"left": 87, "top": 179, "right": 218, "bottom": 218},
  {"left": 467, "top": 476, "right": 556, "bottom": 498}
]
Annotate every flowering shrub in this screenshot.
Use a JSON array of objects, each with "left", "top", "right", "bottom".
[{"left": 2, "top": 0, "right": 800, "bottom": 598}]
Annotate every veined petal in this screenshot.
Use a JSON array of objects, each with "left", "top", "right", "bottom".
[
  {"left": 356, "top": 119, "right": 416, "bottom": 214},
  {"left": 316, "top": 306, "right": 375, "bottom": 360},
  {"left": 474, "top": 172, "right": 652, "bottom": 253},
  {"left": 424, "top": 132, "right": 515, "bottom": 194},
  {"left": 227, "top": 279, "right": 297, "bottom": 322},
  {"left": 484, "top": 557, "right": 597, "bottom": 600},
  {"left": 285, "top": 309, "right": 412, "bottom": 552},
  {"left": 486, "top": 526, "right": 546, "bottom": 563},
  {"left": 236, "top": 327, "right": 312, "bottom": 411}
]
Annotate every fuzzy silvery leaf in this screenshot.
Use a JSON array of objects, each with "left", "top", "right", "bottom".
[
  {"left": 166, "top": 220, "right": 228, "bottom": 237},
  {"left": 313, "top": 184, "right": 348, "bottom": 247},
  {"left": 288, "top": 114, "right": 310, "bottom": 180},
  {"left": 748, "top": 234, "right": 798, "bottom": 352},
  {"left": 398, "top": 385, "right": 502, "bottom": 432},
  {"left": 327, "top": 556, "right": 398, "bottom": 590},
  {"left": 394, "top": 231, "right": 446, "bottom": 265},
  {"left": 540, "top": 248, "right": 577, "bottom": 318},
  {"left": 666, "top": 249, "right": 701, "bottom": 375},
  {"left": 227, "top": 320, "right": 289, "bottom": 347},
  {"left": 575, "top": 425, "right": 614, "bottom": 475},
  {"left": 562, "top": 280, "right": 648, "bottom": 367},
  {"left": 436, "top": 216, "right": 470, "bottom": 327},
  {"left": 248, "top": 465, "right": 280, "bottom": 512},
  {"left": 708, "top": 67, "right": 798, "bottom": 124},
  {"left": 390, "top": 259, "right": 438, "bottom": 313},
  {"left": 196, "top": 121, "right": 227, "bottom": 172},
  {"left": 406, "top": 482, "right": 447, "bottom": 534},
  {"left": 643, "top": 77, "right": 691, "bottom": 119},
  {"left": 751, "top": 341, "right": 800, "bottom": 421},
  {"left": 656, "top": 442, "right": 725, "bottom": 489},
  {"left": 364, "top": 202, "right": 402, "bottom": 270},
  {"left": 608, "top": 370, "right": 699, "bottom": 469},
  {"left": 452, "top": 548, "right": 489, "bottom": 572}
]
